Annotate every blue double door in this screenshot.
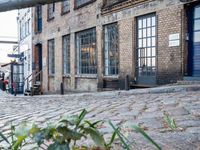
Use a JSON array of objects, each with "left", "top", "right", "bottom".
[{"left": 188, "top": 5, "right": 200, "bottom": 77}]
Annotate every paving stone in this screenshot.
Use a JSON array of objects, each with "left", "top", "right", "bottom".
[{"left": 0, "top": 86, "right": 200, "bottom": 149}]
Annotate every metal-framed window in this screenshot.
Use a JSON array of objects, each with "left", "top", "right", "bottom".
[
  {"left": 48, "top": 39, "right": 55, "bottom": 75},
  {"left": 47, "top": 3, "right": 55, "bottom": 20},
  {"left": 62, "top": 0, "right": 70, "bottom": 14},
  {"left": 76, "top": 28, "right": 97, "bottom": 74},
  {"left": 137, "top": 14, "right": 156, "bottom": 76},
  {"left": 104, "top": 23, "right": 119, "bottom": 76},
  {"left": 63, "top": 35, "right": 70, "bottom": 75},
  {"left": 75, "top": 0, "right": 95, "bottom": 8}
]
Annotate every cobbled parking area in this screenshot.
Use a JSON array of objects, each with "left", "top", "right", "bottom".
[{"left": 0, "top": 85, "right": 200, "bottom": 150}]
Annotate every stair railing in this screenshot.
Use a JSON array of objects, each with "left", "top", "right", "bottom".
[{"left": 31, "top": 69, "right": 43, "bottom": 95}]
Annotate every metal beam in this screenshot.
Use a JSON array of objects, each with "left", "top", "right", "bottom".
[
  {"left": 0, "top": 0, "right": 64, "bottom": 12},
  {"left": 0, "top": 41, "right": 18, "bottom": 44}
]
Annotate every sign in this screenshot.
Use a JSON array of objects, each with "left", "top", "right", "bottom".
[
  {"left": 169, "top": 33, "right": 180, "bottom": 47},
  {"left": 7, "top": 54, "right": 23, "bottom": 58}
]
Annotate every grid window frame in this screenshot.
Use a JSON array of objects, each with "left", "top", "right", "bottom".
[
  {"left": 137, "top": 14, "right": 157, "bottom": 77},
  {"left": 62, "top": 35, "right": 70, "bottom": 75},
  {"left": 103, "top": 23, "right": 119, "bottom": 76},
  {"left": 76, "top": 28, "right": 97, "bottom": 75}
]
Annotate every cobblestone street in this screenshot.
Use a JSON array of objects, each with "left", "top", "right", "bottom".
[{"left": 0, "top": 85, "right": 200, "bottom": 149}]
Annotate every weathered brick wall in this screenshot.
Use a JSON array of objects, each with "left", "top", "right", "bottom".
[
  {"left": 33, "top": 0, "right": 103, "bottom": 93},
  {"left": 157, "top": 5, "right": 184, "bottom": 84}
]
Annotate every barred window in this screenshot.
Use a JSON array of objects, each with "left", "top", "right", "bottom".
[
  {"left": 76, "top": 28, "right": 97, "bottom": 74},
  {"left": 48, "top": 39, "right": 55, "bottom": 75},
  {"left": 47, "top": 3, "right": 55, "bottom": 20},
  {"left": 104, "top": 23, "right": 119, "bottom": 76},
  {"left": 75, "top": 0, "right": 94, "bottom": 8},
  {"left": 62, "top": 0, "right": 70, "bottom": 14},
  {"left": 63, "top": 35, "right": 70, "bottom": 75}
]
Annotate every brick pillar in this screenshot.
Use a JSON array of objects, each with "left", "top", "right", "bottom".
[
  {"left": 54, "top": 36, "right": 63, "bottom": 92},
  {"left": 96, "top": 25, "right": 103, "bottom": 90},
  {"left": 118, "top": 18, "right": 134, "bottom": 89},
  {"left": 70, "top": 33, "right": 76, "bottom": 90}
]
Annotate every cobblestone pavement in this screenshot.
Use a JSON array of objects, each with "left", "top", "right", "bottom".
[{"left": 0, "top": 86, "right": 200, "bottom": 150}]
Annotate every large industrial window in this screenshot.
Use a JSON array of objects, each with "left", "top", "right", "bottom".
[
  {"left": 76, "top": 28, "right": 97, "bottom": 74},
  {"left": 47, "top": 3, "right": 55, "bottom": 20},
  {"left": 62, "top": 0, "right": 70, "bottom": 14},
  {"left": 104, "top": 23, "right": 119, "bottom": 76},
  {"left": 75, "top": 0, "right": 95, "bottom": 8},
  {"left": 48, "top": 39, "right": 55, "bottom": 75},
  {"left": 63, "top": 35, "right": 70, "bottom": 75}
]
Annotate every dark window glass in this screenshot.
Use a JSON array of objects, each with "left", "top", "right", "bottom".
[
  {"left": 48, "top": 39, "right": 55, "bottom": 75},
  {"left": 47, "top": 3, "right": 55, "bottom": 20},
  {"left": 62, "top": 0, "right": 70, "bottom": 13},
  {"left": 36, "top": 5, "right": 42, "bottom": 32},
  {"left": 63, "top": 35, "right": 70, "bottom": 74},
  {"left": 75, "top": 0, "right": 94, "bottom": 8}
]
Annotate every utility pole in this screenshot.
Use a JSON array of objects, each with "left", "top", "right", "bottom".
[{"left": 0, "top": 0, "right": 64, "bottom": 12}]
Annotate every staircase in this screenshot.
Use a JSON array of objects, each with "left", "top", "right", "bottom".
[{"left": 24, "top": 70, "right": 43, "bottom": 96}]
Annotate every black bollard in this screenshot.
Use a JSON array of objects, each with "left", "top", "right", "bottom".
[
  {"left": 60, "top": 82, "right": 64, "bottom": 95},
  {"left": 125, "top": 75, "right": 130, "bottom": 91}
]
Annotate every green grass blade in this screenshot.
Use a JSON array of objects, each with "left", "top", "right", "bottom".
[
  {"left": 109, "top": 121, "right": 130, "bottom": 150},
  {"left": 0, "top": 132, "right": 10, "bottom": 145},
  {"left": 131, "top": 125, "right": 162, "bottom": 150}
]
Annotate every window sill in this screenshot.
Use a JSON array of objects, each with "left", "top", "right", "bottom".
[
  {"left": 75, "top": 74, "right": 97, "bottom": 79},
  {"left": 103, "top": 75, "right": 119, "bottom": 79},
  {"left": 63, "top": 74, "right": 71, "bottom": 78},
  {"left": 74, "top": 0, "right": 96, "bottom": 10},
  {"left": 48, "top": 75, "right": 55, "bottom": 78},
  {"left": 47, "top": 17, "right": 55, "bottom": 22},
  {"left": 61, "top": 10, "right": 70, "bottom": 16}
]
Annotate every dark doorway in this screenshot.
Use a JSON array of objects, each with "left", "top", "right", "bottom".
[{"left": 188, "top": 4, "right": 200, "bottom": 77}]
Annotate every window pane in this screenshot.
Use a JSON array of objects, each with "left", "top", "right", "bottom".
[
  {"left": 152, "top": 47, "right": 156, "bottom": 56},
  {"left": 194, "top": 31, "right": 200, "bottom": 42},
  {"left": 194, "top": 19, "right": 200, "bottom": 31},
  {"left": 152, "top": 16, "right": 156, "bottom": 26},
  {"left": 143, "top": 19, "right": 147, "bottom": 28},
  {"left": 194, "top": 6, "right": 200, "bottom": 19},
  {"left": 143, "top": 28, "right": 147, "bottom": 38},
  {"left": 147, "top": 18, "right": 151, "bottom": 27},
  {"left": 138, "top": 20, "right": 142, "bottom": 29},
  {"left": 152, "top": 37, "right": 156, "bottom": 46},
  {"left": 147, "top": 38, "right": 151, "bottom": 47},
  {"left": 147, "top": 28, "right": 151, "bottom": 37},
  {"left": 138, "top": 29, "right": 142, "bottom": 38},
  {"left": 152, "top": 27, "right": 156, "bottom": 36}
]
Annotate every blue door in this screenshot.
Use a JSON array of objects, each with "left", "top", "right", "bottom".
[{"left": 189, "top": 5, "right": 200, "bottom": 76}]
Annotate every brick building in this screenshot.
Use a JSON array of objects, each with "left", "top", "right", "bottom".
[{"left": 31, "top": 0, "right": 200, "bottom": 94}]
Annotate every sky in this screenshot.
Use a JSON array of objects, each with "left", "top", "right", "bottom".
[{"left": 0, "top": 10, "right": 18, "bottom": 63}]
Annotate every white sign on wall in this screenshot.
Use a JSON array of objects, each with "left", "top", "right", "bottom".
[
  {"left": 42, "top": 57, "right": 46, "bottom": 68},
  {"left": 169, "top": 33, "right": 180, "bottom": 47}
]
